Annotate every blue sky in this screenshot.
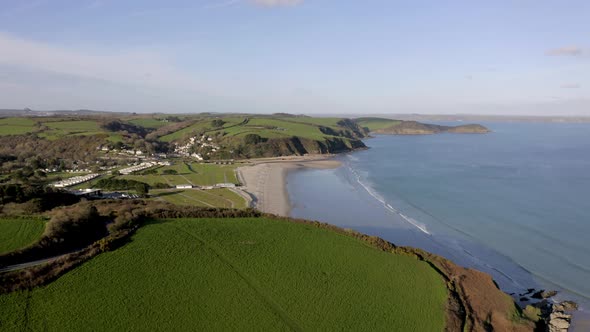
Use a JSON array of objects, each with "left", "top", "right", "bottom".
[{"left": 0, "top": 0, "right": 588, "bottom": 115}]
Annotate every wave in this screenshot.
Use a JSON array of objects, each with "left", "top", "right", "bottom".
[
  {"left": 344, "top": 161, "right": 533, "bottom": 290},
  {"left": 346, "top": 164, "right": 431, "bottom": 235}
]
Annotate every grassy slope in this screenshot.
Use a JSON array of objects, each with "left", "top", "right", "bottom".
[
  {"left": 0, "top": 219, "right": 46, "bottom": 254},
  {"left": 159, "top": 117, "right": 246, "bottom": 142},
  {"left": 355, "top": 117, "right": 401, "bottom": 131},
  {"left": 0, "top": 218, "right": 447, "bottom": 331}
]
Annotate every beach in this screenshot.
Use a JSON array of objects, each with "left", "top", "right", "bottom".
[{"left": 236, "top": 155, "right": 341, "bottom": 216}]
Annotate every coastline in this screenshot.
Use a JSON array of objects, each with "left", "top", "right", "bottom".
[{"left": 236, "top": 155, "right": 341, "bottom": 216}]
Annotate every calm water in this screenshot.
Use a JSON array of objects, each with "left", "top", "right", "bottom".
[{"left": 288, "top": 122, "right": 590, "bottom": 325}]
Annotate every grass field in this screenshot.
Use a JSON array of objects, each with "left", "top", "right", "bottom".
[
  {"left": 121, "top": 163, "right": 239, "bottom": 187},
  {"left": 159, "top": 117, "right": 246, "bottom": 142},
  {"left": 0, "top": 118, "right": 37, "bottom": 136},
  {"left": 0, "top": 217, "right": 447, "bottom": 331},
  {"left": 0, "top": 218, "right": 46, "bottom": 254},
  {"left": 150, "top": 188, "right": 246, "bottom": 208},
  {"left": 355, "top": 117, "right": 401, "bottom": 131}
]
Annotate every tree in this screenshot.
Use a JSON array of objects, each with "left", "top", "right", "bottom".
[
  {"left": 211, "top": 119, "right": 225, "bottom": 128},
  {"left": 135, "top": 183, "right": 149, "bottom": 195},
  {"left": 244, "top": 134, "right": 263, "bottom": 145}
]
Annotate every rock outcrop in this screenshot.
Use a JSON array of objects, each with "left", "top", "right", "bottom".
[{"left": 529, "top": 299, "right": 577, "bottom": 332}]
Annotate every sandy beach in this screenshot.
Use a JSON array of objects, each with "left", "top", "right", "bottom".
[{"left": 236, "top": 155, "right": 342, "bottom": 216}]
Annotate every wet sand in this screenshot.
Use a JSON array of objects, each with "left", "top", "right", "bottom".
[{"left": 236, "top": 155, "right": 341, "bottom": 216}]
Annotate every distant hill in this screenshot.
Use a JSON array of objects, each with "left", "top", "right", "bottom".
[
  {"left": 355, "top": 117, "right": 490, "bottom": 135},
  {"left": 0, "top": 109, "right": 131, "bottom": 117}
]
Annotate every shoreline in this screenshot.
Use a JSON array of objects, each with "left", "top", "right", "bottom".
[{"left": 236, "top": 155, "right": 342, "bottom": 216}]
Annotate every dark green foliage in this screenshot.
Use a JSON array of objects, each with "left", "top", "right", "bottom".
[
  {"left": 211, "top": 119, "right": 226, "bottom": 128},
  {"left": 95, "top": 178, "right": 149, "bottom": 192},
  {"left": 0, "top": 184, "right": 79, "bottom": 208},
  {"left": 100, "top": 120, "right": 149, "bottom": 137},
  {"left": 243, "top": 133, "right": 264, "bottom": 145},
  {"left": 165, "top": 116, "right": 182, "bottom": 123},
  {"left": 134, "top": 183, "right": 149, "bottom": 195},
  {"left": 0, "top": 204, "right": 107, "bottom": 267},
  {"left": 161, "top": 169, "right": 178, "bottom": 175}
]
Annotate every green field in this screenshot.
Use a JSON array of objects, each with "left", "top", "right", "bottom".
[
  {"left": 0, "top": 118, "right": 37, "bottom": 136},
  {"left": 0, "top": 218, "right": 46, "bottom": 254},
  {"left": 355, "top": 117, "right": 401, "bottom": 131},
  {"left": 121, "top": 163, "right": 239, "bottom": 187},
  {"left": 159, "top": 117, "right": 246, "bottom": 142},
  {"left": 151, "top": 188, "right": 246, "bottom": 208},
  {"left": 127, "top": 118, "right": 168, "bottom": 129},
  {"left": 0, "top": 217, "right": 447, "bottom": 331},
  {"left": 222, "top": 118, "right": 330, "bottom": 140}
]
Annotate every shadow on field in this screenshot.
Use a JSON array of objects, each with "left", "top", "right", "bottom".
[{"left": 151, "top": 190, "right": 184, "bottom": 197}]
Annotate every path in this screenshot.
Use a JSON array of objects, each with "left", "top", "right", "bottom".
[{"left": 172, "top": 224, "right": 301, "bottom": 331}]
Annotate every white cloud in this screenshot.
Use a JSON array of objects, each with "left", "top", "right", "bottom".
[
  {"left": 0, "top": 32, "right": 204, "bottom": 93},
  {"left": 545, "top": 46, "right": 583, "bottom": 56},
  {"left": 251, "top": 0, "right": 303, "bottom": 7}
]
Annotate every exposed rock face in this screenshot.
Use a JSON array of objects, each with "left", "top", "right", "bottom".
[
  {"left": 245, "top": 136, "right": 367, "bottom": 157},
  {"left": 374, "top": 120, "right": 490, "bottom": 135},
  {"left": 533, "top": 299, "right": 576, "bottom": 332}
]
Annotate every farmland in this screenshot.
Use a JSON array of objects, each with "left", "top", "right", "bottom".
[
  {"left": 120, "top": 163, "right": 239, "bottom": 187},
  {"left": 0, "top": 118, "right": 37, "bottom": 136},
  {"left": 355, "top": 117, "right": 401, "bottom": 131},
  {"left": 0, "top": 217, "right": 448, "bottom": 331},
  {"left": 0, "top": 218, "right": 46, "bottom": 254},
  {"left": 150, "top": 188, "right": 247, "bottom": 208}
]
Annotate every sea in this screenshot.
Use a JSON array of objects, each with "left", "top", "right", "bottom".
[{"left": 287, "top": 122, "right": 590, "bottom": 328}]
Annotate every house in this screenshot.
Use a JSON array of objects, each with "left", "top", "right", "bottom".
[{"left": 215, "top": 183, "right": 236, "bottom": 188}]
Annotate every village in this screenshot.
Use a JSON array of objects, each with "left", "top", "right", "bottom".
[{"left": 42, "top": 134, "right": 244, "bottom": 207}]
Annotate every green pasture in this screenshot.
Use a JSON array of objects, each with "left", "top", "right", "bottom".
[
  {"left": 0, "top": 118, "right": 37, "bottom": 136},
  {"left": 159, "top": 117, "right": 246, "bottom": 142},
  {"left": 354, "top": 117, "right": 401, "bottom": 131},
  {"left": 121, "top": 163, "right": 238, "bottom": 187},
  {"left": 0, "top": 218, "right": 46, "bottom": 254},
  {"left": 150, "top": 188, "right": 246, "bottom": 208},
  {"left": 0, "top": 217, "right": 447, "bottom": 331}
]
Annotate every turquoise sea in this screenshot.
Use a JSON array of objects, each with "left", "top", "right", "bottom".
[{"left": 287, "top": 122, "right": 590, "bottom": 327}]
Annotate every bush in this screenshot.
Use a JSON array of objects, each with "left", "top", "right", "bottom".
[{"left": 211, "top": 119, "right": 225, "bottom": 128}]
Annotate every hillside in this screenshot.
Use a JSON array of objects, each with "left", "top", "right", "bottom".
[
  {"left": 355, "top": 117, "right": 490, "bottom": 135},
  {"left": 0, "top": 114, "right": 368, "bottom": 162},
  {"left": 0, "top": 217, "right": 447, "bottom": 331},
  {"left": 0, "top": 212, "right": 536, "bottom": 331}
]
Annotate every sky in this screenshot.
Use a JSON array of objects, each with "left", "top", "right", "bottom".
[{"left": 0, "top": 0, "right": 588, "bottom": 115}]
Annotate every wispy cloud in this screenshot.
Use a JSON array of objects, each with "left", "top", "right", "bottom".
[
  {"left": 0, "top": 32, "right": 204, "bottom": 93},
  {"left": 0, "top": 0, "right": 48, "bottom": 17},
  {"left": 561, "top": 83, "right": 581, "bottom": 89},
  {"left": 545, "top": 46, "right": 583, "bottom": 56},
  {"left": 251, "top": 0, "right": 304, "bottom": 7}
]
